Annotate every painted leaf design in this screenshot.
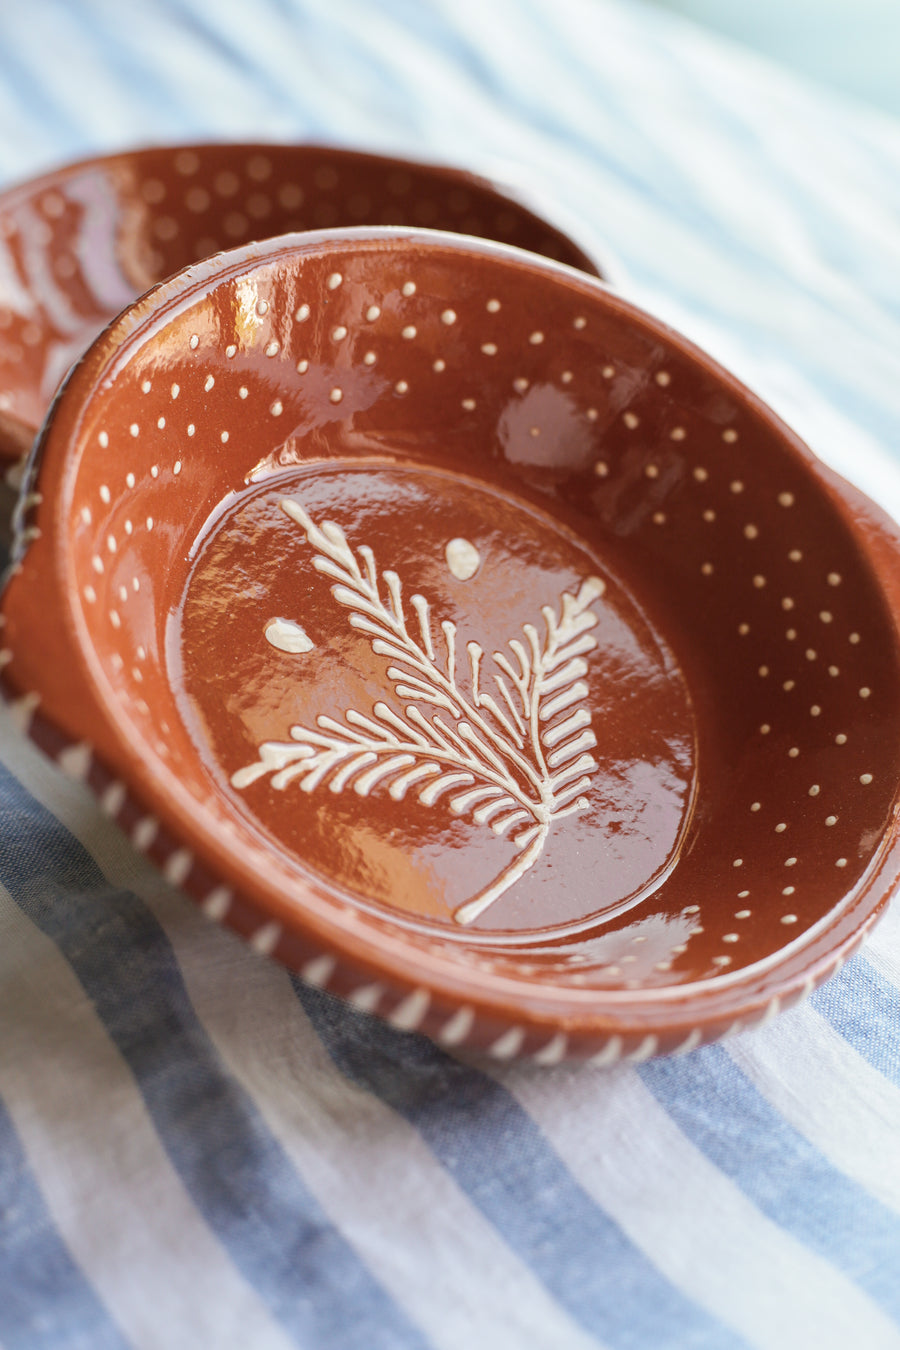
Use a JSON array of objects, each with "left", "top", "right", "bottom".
[{"left": 232, "top": 498, "right": 606, "bottom": 924}]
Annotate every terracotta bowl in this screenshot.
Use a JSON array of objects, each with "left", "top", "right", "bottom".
[
  {"left": 3, "top": 228, "right": 899, "bottom": 1063},
  {"left": 0, "top": 142, "right": 601, "bottom": 464}
]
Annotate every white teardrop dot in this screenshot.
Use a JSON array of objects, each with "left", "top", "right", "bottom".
[
  {"left": 265, "top": 618, "right": 314, "bottom": 654},
  {"left": 446, "top": 537, "right": 480, "bottom": 581}
]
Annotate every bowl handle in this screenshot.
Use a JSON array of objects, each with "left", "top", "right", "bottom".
[
  {"left": 1, "top": 485, "right": 123, "bottom": 772},
  {"left": 0, "top": 409, "right": 33, "bottom": 464}
]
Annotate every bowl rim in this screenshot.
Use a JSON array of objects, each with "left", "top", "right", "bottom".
[{"left": 6, "top": 225, "right": 900, "bottom": 1047}]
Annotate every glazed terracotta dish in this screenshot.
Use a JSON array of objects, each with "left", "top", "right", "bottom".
[
  {"left": 3, "top": 229, "right": 899, "bottom": 1062},
  {"left": 0, "top": 143, "right": 600, "bottom": 463}
]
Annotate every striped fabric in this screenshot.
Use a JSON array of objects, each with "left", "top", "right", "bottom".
[{"left": 0, "top": 1, "right": 899, "bottom": 1346}]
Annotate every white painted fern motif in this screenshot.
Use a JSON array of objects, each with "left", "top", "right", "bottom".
[{"left": 232, "top": 499, "right": 605, "bottom": 925}]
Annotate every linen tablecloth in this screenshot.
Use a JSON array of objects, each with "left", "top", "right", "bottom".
[{"left": 1, "top": 2, "right": 899, "bottom": 1347}]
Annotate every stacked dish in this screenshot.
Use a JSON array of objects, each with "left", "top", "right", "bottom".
[{"left": 0, "top": 142, "right": 600, "bottom": 463}]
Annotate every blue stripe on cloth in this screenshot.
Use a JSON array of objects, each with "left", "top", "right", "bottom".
[
  {"left": 640, "top": 1046, "right": 900, "bottom": 1322},
  {"left": 294, "top": 981, "right": 748, "bottom": 1350},
  {"left": 0, "top": 766, "right": 428, "bottom": 1350},
  {"left": 0, "top": 1094, "right": 129, "bottom": 1350},
  {"left": 812, "top": 954, "right": 900, "bottom": 1087}
]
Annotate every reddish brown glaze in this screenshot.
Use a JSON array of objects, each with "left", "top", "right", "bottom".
[
  {"left": 0, "top": 143, "right": 601, "bottom": 463},
  {"left": 3, "top": 228, "right": 899, "bottom": 1060}
]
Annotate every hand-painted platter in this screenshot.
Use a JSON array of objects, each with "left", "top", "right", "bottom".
[{"left": 3, "top": 228, "right": 899, "bottom": 1062}]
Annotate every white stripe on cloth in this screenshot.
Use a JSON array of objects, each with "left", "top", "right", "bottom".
[
  {"left": 728, "top": 1005, "right": 900, "bottom": 1215},
  {"left": 865, "top": 898, "right": 900, "bottom": 987},
  {"left": 0, "top": 722, "right": 606, "bottom": 1350},
  {"left": 485, "top": 1058, "right": 900, "bottom": 1350},
  {"left": 0, "top": 0, "right": 294, "bottom": 155},
  {"left": 0, "top": 886, "right": 299, "bottom": 1350}
]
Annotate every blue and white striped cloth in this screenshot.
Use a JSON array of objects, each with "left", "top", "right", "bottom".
[{"left": 1, "top": 2, "right": 899, "bottom": 1346}]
